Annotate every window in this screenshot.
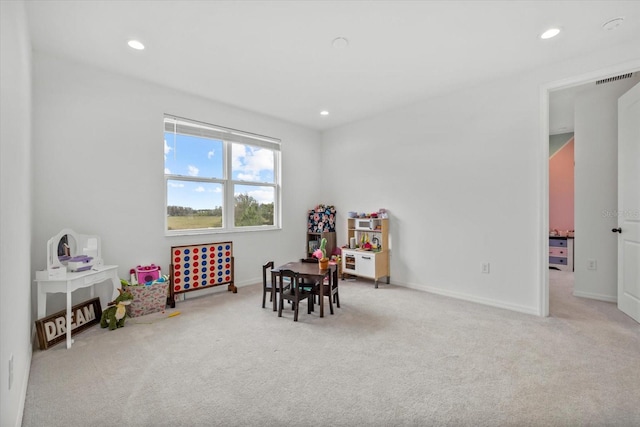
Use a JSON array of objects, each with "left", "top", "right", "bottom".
[{"left": 164, "top": 115, "right": 280, "bottom": 235}]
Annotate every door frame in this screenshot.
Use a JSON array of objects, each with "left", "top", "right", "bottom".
[{"left": 538, "top": 59, "right": 640, "bottom": 317}]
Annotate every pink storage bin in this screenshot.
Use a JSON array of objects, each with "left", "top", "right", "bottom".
[
  {"left": 124, "top": 282, "right": 168, "bottom": 317},
  {"left": 136, "top": 264, "right": 161, "bottom": 284}
]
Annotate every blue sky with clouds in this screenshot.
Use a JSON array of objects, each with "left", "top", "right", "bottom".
[{"left": 164, "top": 133, "right": 274, "bottom": 210}]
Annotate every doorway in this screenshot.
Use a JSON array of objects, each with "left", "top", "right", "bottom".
[
  {"left": 539, "top": 61, "right": 640, "bottom": 317},
  {"left": 547, "top": 121, "right": 575, "bottom": 316}
]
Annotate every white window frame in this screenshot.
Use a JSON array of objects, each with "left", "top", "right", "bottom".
[{"left": 164, "top": 115, "right": 281, "bottom": 236}]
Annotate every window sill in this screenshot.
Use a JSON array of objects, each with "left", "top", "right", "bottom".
[{"left": 165, "top": 225, "right": 280, "bottom": 237}]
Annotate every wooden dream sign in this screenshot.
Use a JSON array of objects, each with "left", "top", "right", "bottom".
[
  {"left": 169, "top": 242, "right": 236, "bottom": 307},
  {"left": 35, "top": 297, "right": 102, "bottom": 350}
]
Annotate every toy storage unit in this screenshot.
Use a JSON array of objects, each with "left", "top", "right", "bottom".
[
  {"left": 306, "top": 204, "right": 336, "bottom": 260},
  {"left": 124, "top": 281, "right": 169, "bottom": 317}
]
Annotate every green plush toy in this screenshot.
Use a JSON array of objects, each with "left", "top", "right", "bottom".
[{"left": 100, "top": 287, "right": 134, "bottom": 330}]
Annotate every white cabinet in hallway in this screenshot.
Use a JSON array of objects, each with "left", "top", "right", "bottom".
[{"left": 549, "top": 236, "right": 574, "bottom": 271}]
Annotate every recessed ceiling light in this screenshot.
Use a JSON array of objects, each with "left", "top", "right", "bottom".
[
  {"left": 332, "top": 37, "right": 349, "bottom": 49},
  {"left": 602, "top": 17, "right": 624, "bottom": 31},
  {"left": 540, "top": 28, "right": 561, "bottom": 39},
  {"left": 320, "top": 111, "right": 329, "bottom": 116},
  {"left": 127, "top": 40, "right": 145, "bottom": 50}
]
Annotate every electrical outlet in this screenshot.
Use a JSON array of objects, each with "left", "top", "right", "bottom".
[
  {"left": 8, "top": 354, "right": 13, "bottom": 390},
  {"left": 481, "top": 262, "right": 490, "bottom": 274},
  {"left": 587, "top": 259, "right": 597, "bottom": 270}
]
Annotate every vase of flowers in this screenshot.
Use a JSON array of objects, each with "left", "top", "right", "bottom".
[{"left": 313, "top": 237, "right": 329, "bottom": 270}]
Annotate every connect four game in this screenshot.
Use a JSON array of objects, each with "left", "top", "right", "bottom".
[{"left": 169, "top": 242, "right": 236, "bottom": 307}]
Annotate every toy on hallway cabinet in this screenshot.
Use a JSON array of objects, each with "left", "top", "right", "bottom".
[{"left": 100, "top": 288, "right": 134, "bottom": 330}]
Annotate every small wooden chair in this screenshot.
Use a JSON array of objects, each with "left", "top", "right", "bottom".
[
  {"left": 299, "top": 259, "right": 339, "bottom": 313},
  {"left": 314, "top": 265, "right": 340, "bottom": 315},
  {"left": 278, "top": 269, "right": 313, "bottom": 321},
  {"left": 262, "top": 261, "right": 289, "bottom": 311}
]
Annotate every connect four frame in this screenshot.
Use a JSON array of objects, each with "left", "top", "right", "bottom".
[{"left": 169, "top": 242, "right": 236, "bottom": 307}]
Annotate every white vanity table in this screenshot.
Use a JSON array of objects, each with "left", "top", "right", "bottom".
[{"left": 35, "top": 229, "right": 119, "bottom": 349}]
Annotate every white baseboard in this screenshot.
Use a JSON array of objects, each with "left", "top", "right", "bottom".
[
  {"left": 243, "top": 277, "right": 541, "bottom": 316},
  {"left": 573, "top": 290, "right": 617, "bottom": 303},
  {"left": 399, "top": 281, "right": 540, "bottom": 316},
  {"left": 14, "top": 336, "right": 33, "bottom": 427}
]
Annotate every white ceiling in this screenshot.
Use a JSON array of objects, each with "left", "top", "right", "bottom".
[{"left": 25, "top": 0, "right": 640, "bottom": 131}]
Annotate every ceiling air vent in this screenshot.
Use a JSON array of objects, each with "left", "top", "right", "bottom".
[{"left": 595, "top": 73, "right": 633, "bottom": 85}]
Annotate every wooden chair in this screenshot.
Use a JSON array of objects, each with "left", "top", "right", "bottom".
[
  {"left": 278, "top": 269, "right": 313, "bottom": 321},
  {"left": 262, "top": 261, "right": 289, "bottom": 311},
  {"left": 313, "top": 265, "right": 340, "bottom": 315},
  {"left": 299, "top": 258, "right": 339, "bottom": 314},
  {"left": 298, "top": 258, "right": 319, "bottom": 310}
]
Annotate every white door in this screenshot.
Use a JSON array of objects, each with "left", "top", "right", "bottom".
[{"left": 617, "top": 82, "right": 640, "bottom": 323}]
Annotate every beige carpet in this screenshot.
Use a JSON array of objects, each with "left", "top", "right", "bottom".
[{"left": 22, "top": 271, "right": 640, "bottom": 426}]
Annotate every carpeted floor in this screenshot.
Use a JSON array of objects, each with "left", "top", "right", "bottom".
[{"left": 22, "top": 270, "right": 640, "bottom": 426}]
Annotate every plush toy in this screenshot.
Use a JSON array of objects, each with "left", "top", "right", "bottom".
[
  {"left": 100, "top": 288, "right": 134, "bottom": 330},
  {"left": 313, "top": 237, "right": 328, "bottom": 261}
]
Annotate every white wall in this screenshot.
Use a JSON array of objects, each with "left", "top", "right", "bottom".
[
  {"left": 0, "top": 1, "right": 33, "bottom": 426},
  {"left": 322, "top": 76, "right": 541, "bottom": 313},
  {"left": 574, "top": 75, "right": 640, "bottom": 302},
  {"left": 31, "top": 52, "right": 321, "bottom": 315},
  {"left": 321, "top": 40, "right": 640, "bottom": 315}
]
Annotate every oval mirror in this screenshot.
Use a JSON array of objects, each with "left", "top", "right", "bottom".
[{"left": 57, "top": 233, "right": 77, "bottom": 263}]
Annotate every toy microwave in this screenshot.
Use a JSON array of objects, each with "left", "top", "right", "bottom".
[{"left": 355, "top": 218, "right": 375, "bottom": 231}]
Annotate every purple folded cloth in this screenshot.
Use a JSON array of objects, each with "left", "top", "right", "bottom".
[{"left": 69, "top": 255, "right": 93, "bottom": 263}]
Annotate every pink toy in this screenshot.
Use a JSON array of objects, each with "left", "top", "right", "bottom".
[{"left": 135, "top": 264, "right": 161, "bottom": 284}]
